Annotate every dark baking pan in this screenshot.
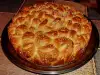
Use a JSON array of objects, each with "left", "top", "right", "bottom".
[{"left": 1, "top": 17, "right": 99, "bottom": 75}]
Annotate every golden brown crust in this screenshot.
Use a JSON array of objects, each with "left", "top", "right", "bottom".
[{"left": 8, "top": 2, "right": 92, "bottom": 66}]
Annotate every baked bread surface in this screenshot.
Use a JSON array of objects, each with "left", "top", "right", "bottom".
[{"left": 8, "top": 2, "right": 92, "bottom": 66}]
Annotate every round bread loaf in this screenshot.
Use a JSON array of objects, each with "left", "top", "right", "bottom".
[{"left": 8, "top": 2, "right": 92, "bottom": 66}]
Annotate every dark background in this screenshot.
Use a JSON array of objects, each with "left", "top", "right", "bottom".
[{"left": 0, "top": 0, "right": 24, "bottom": 12}]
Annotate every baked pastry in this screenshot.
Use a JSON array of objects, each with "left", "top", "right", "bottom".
[{"left": 8, "top": 2, "right": 92, "bottom": 66}]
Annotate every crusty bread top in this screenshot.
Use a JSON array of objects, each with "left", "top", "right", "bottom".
[{"left": 8, "top": 2, "right": 92, "bottom": 66}]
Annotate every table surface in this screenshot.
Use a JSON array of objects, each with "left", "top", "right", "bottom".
[{"left": 0, "top": 1, "right": 100, "bottom": 75}]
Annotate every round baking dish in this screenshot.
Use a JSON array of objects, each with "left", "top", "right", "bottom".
[{"left": 1, "top": 16, "right": 99, "bottom": 75}]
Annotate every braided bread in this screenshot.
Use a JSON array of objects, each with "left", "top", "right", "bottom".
[{"left": 8, "top": 2, "right": 92, "bottom": 66}]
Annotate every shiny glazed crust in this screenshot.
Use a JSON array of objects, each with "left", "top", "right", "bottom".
[{"left": 8, "top": 2, "right": 92, "bottom": 66}]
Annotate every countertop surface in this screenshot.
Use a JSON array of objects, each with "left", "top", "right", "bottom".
[{"left": 0, "top": 0, "right": 100, "bottom": 75}]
